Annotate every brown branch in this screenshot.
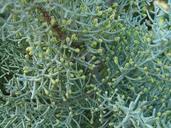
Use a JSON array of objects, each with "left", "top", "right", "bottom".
[{"left": 36, "top": 6, "right": 65, "bottom": 40}]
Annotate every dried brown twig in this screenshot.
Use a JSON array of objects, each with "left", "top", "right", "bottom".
[{"left": 36, "top": 6, "right": 65, "bottom": 40}]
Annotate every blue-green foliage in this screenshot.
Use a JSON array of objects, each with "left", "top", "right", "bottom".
[{"left": 0, "top": 0, "right": 171, "bottom": 127}]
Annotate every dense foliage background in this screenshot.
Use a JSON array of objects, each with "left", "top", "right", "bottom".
[{"left": 0, "top": 0, "right": 171, "bottom": 127}]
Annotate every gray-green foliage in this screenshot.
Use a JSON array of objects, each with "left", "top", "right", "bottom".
[{"left": 0, "top": 0, "right": 171, "bottom": 127}]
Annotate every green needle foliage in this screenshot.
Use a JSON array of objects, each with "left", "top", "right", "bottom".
[{"left": 0, "top": 0, "right": 171, "bottom": 127}]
